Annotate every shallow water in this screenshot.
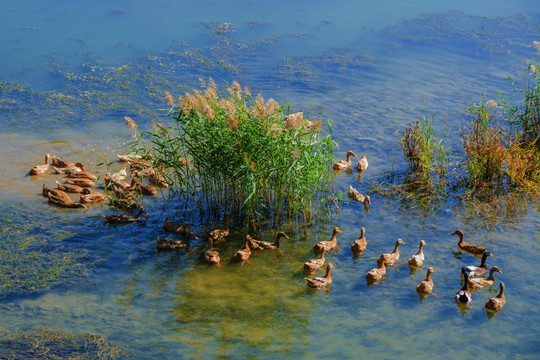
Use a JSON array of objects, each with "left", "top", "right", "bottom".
[{"left": 1, "top": 1, "right": 539, "bottom": 359}]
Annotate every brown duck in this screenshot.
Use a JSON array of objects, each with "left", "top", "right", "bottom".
[
  {"left": 313, "top": 227, "right": 341, "bottom": 252},
  {"left": 468, "top": 266, "right": 503, "bottom": 291},
  {"left": 231, "top": 237, "right": 252, "bottom": 264},
  {"left": 333, "top": 151, "right": 357, "bottom": 171},
  {"left": 80, "top": 188, "right": 106, "bottom": 203},
  {"left": 56, "top": 180, "right": 84, "bottom": 193},
  {"left": 416, "top": 267, "right": 436, "bottom": 295},
  {"left": 485, "top": 282, "right": 506, "bottom": 311},
  {"left": 305, "top": 263, "right": 335, "bottom": 291},
  {"left": 451, "top": 229, "right": 486, "bottom": 256},
  {"left": 303, "top": 249, "right": 328, "bottom": 273},
  {"left": 63, "top": 178, "right": 95, "bottom": 188},
  {"left": 381, "top": 238, "right": 405, "bottom": 266},
  {"left": 248, "top": 232, "right": 289, "bottom": 251},
  {"left": 29, "top": 154, "right": 52, "bottom": 175},
  {"left": 350, "top": 227, "right": 367, "bottom": 254},
  {"left": 47, "top": 193, "right": 87, "bottom": 209},
  {"left": 42, "top": 184, "right": 71, "bottom": 202},
  {"left": 104, "top": 208, "right": 148, "bottom": 224},
  {"left": 366, "top": 255, "right": 386, "bottom": 284},
  {"left": 204, "top": 238, "right": 222, "bottom": 267},
  {"left": 157, "top": 232, "right": 198, "bottom": 251},
  {"left": 163, "top": 218, "right": 192, "bottom": 234}
]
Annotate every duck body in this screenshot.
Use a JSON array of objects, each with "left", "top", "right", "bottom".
[
  {"left": 47, "top": 194, "right": 87, "bottom": 209},
  {"left": 455, "top": 272, "right": 472, "bottom": 306},
  {"left": 348, "top": 185, "right": 371, "bottom": 205},
  {"left": 313, "top": 227, "right": 341, "bottom": 252},
  {"left": 42, "top": 184, "right": 71, "bottom": 202},
  {"left": 304, "top": 249, "right": 327, "bottom": 273},
  {"left": 204, "top": 238, "right": 221, "bottom": 267},
  {"left": 29, "top": 154, "right": 51, "bottom": 175},
  {"left": 163, "top": 218, "right": 192, "bottom": 234},
  {"left": 80, "top": 188, "right": 106, "bottom": 203},
  {"left": 468, "top": 266, "right": 502, "bottom": 291},
  {"left": 104, "top": 208, "right": 148, "bottom": 224},
  {"left": 333, "top": 151, "right": 357, "bottom": 171},
  {"left": 355, "top": 154, "right": 368, "bottom": 172},
  {"left": 408, "top": 240, "right": 427, "bottom": 267},
  {"left": 462, "top": 251, "right": 492, "bottom": 277},
  {"left": 50, "top": 155, "right": 84, "bottom": 170},
  {"left": 208, "top": 227, "right": 229, "bottom": 244},
  {"left": 451, "top": 229, "right": 487, "bottom": 256},
  {"left": 232, "top": 238, "right": 252, "bottom": 263},
  {"left": 350, "top": 227, "right": 367, "bottom": 254},
  {"left": 381, "top": 238, "right": 405, "bottom": 266},
  {"left": 366, "top": 255, "right": 386, "bottom": 284},
  {"left": 305, "top": 263, "right": 335, "bottom": 290},
  {"left": 65, "top": 170, "right": 98, "bottom": 181},
  {"left": 56, "top": 180, "right": 84, "bottom": 193},
  {"left": 130, "top": 179, "right": 158, "bottom": 196},
  {"left": 485, "top": 282, "right": 506, "bottom": 311},
  {"left": 416, "top": 267, "right": 436, "bottom": 294},
  {"left": 63, "top": 178, "right": 95, "bottom": 188},
  {"left": 248, "top": 232, "right": 289, "bottom": 250},
  {"left": 157, "top": 232, "right": 197, "bottom": 251}
]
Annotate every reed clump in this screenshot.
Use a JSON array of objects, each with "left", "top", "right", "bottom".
[{"left": 141, "top": 79, "right": 334, "bottom": 227}]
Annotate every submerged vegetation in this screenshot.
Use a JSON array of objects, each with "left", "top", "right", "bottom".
[{"left": 133, "top": 79, "right": 335, "bottom": 228}]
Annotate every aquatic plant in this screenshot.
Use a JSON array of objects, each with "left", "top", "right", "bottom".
[
  {"left": 0, "top": 328, "right": 128, "bottom": 359},
  {"left": 137, "top": 79, "right": 335, "bottom": 228}
]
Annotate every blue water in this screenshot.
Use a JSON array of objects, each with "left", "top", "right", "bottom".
[{"left": 1, "top": 1, "right": 539, "bottom": 359}]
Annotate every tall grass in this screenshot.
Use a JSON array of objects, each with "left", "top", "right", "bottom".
[{"left": 141, "top": 79, "right": 335, "bottom": 228}]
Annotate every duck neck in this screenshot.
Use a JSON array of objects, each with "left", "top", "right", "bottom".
[
  {"left": 487, "top": 268, "right": 496, "bottom": 281},
  {"left": 425, "top": 271, "right": 433, "bottom": 282},
  {"left": 360, "top": 228, "right": 365, "bottom": 239},
  {"left": 461, "top": 275, "right": 470, "bottom": 291},
  {"left": 324, "top": 266, "right": 332, "bottom": 279},
  {"left": 319, "top": 251, "right": 326, "bottom": 260},
  {"left": 274, "top": 233, "right": 285, "bottom": 247},
  {"left": 209, "top": 238, "right": 214, "bottom": 250},
  {"left": 417, "top": 243, "right": 424, "bottom": 255},
  {"left": 393, "top": 241, "right": 401, "bottom": 254},
  {"left": 497, "top": 283, "right": 505, "bottom": 299},
  {"left": 480, "top": 253, "right": 488, "bottom": 266},
  {"left": 456, "top": 231, "right": 464, "bottom": 245}
]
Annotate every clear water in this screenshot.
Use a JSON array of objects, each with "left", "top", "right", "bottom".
[{"left": 1, "top": 1, "right": 539, "bottom": 359}]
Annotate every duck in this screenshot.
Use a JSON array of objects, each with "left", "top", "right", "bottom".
[
  {"left": 104, "top": 172, "right": 130, "bottom": 192},
  {"left": 485, "top": 282, "right": 506, "bottom": 311},
  {"left": 451, "top": 229, "right": 487, "bottom": 256},
  {"left": 312, "top": 227, "right": 342, "bottom": 252},
  {"left": 79, "top": 188, "right": 106, "bottom": 203},
  {"left": 104, "top": 208, "right": 148, "bottom": 224},
  {"left": 53, "top": 163, "right": 84, "bottom": 174},
  {"left": 303, "top": 249, "right": 328, "bottom": 273},
  {"left": 63, "top": 178, "right": 95, "bottom": 188},
  {"left": 333, "top": 151, "right": 357, "bottom": 171},
  {"left": 130, "top": 178, "right": 158, "bottom": 196},
  {"left": 204, "top": 237, "right": 222, "bottom": 267},
  {"left": 231, "top": 237, "right": 252, "bottom": 264},
  {"left": 47, "top": 193, "right": 87, "bottom": 209},
  {"left": 157, "top": 232, "right": 198, "bottom": 251},
  {"left": 366, "top": 255, "right": 386, "bottom": 284},
  {"left": 248, "top": 231, "right": 289, "bottom": 251},
  {"left": 350, "top": 227, "right": 367, "bottom": 254},
  {"left": 305, "top": 263, "right": 335, "bottom": 291},
  {"left": 348, "top": 185, "right": 371, "bottom": 205},
  {"left": 355, "top": 154, "right": 368, "bottom": 172},
  {"left": 50, "top": 155, "right": 83, "bottom": 169},
  {"left": 416, "top": 267, "right": 436, "bottom": 295},
  {"left": 381, "top": 238, "right": 406, "bottom": 266},
  {"left": 56, "top": 180, "right": 84, "bottom": 193},
  {"left": 148, "top": 168, "right": 169, "bottom": 188},
  {"left": 111, "top": 168, "right": 128, "bottom": 182},
  {"left": 109, "top": 195, "right": 139, "bottom": 211},
  {"left": 462, "top": 251, "right": 492, "bottom": 277},
  {"left": 455, "top": 272, "right": 472, "bottom": 306},
  {"left": 64, "top": 168, "right": 98, "bottom": 181},
  {"left": 408, "top": 240, "right": 427, "bottom": 267},
  {"left": 42, "top": 184, "right": 71, "bottom": 202},
  {"left": 468, "top": 266, "right": 503, "bottom": 291},
  {"left": 29, "top": 154, "right": 52, "bottom": 175},
  {"left": 208, "top": 220, "right": 230, "bottom": 244},
  {"left": 117, "top": 154, "right": 143, "bottom": 162},
  {"left": 163, "top": 218, "right": 192, "bottom": 234}
]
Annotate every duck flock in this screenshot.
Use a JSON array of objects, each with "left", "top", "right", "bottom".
[{"left": 28, "top": 150, "right": 506, "bottom": 316}]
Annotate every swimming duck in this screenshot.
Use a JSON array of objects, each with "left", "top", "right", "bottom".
[
  {"left": 485, "top": 282, "right": 506, "bottom": 311},
  {"left": 52, "top": 163, "right": 85, "bottom": 174},
  {"left": 348, "top": 185, "right": 371, "bottom": 205},
  {"left": 416, "top": 267, "right": 436, "bottom": 295},
  {"left": 50, "top": 155, "right": 83, "bottom": 169},
  {"left": 468, "top": 266, "right": 503, "bottom": 291},
  {"left": 208, "top": 220, "right": 230, "bottom": 244},
  {"left": 163, "top": 218, "right": 192, "bottom": 234},
  {"left": 56, "top": 180, "right": 84, "bottom": 193},
  {"left": 305, "top": 263, "right": 335, "bottom": 290},
  {"left": 231, "top": 237, "right": 252, "bottom": 264},
  {"left": 303, "top": 248, "right": 328, "bottom": 273},
  {"left": 248, "top": 232, "right": 289, "bottom": 251},
  {"left": 79, "top": 188, "right": 106, "bottom": 203},
  {"left": 65, "top": 168, "right": 98, "bottom": 181},
  {"left": 451, "top": 229, "right": 487, "bottom": 256},
  {"left": 350, "top": 227, "right": 367, "bottom": 254},
  {"left": 366, "top": 255, "right": 386, "bottom": 284},
  {"left": 104, "top": 173, "right": 130, "bottom": 192},
  {"left": 104, "top": 208, "right": 148, "bottom": 224},
  {"left": 333, "top": 151, "right": 357, "bottom": 171},
  {"left": 130, "top": 178, "right": 158, "bottom": 196},
  {"left": 204, "top": 237, "right": 222, "bottom": 267},
  {"left": 312, "top": 227, "right": 342, "bottom": 252},
  {"left": 157, "top": 232, "right": 198, "bottom": 251},
  {"left": 381, "top": 238, "right": 406, "bottom": 266},
  {"left": 408, "top": 240, "right": 427, "bottom": 267},
  {"left": 63, "top": 178, "right": 95, "bottom": 188},
  {"left": 148, "top": 168, "right": 169, "bottom": 188},
  {"left": 109, "top": 194, "right": 139, "bottom": 211},
  {"left": 47, "top": 193, "right": 87, "bottom": 209},
  {"left": 117, "top": 154, "right": 143, "bottom": 162},
  {"left": 355, "top": 154, "right": 369, "bottom": 172},
  {"left": 29, "top": 154, "right": 51, "bottom": 175},
  {"left": 455, "top": 272, "right": 472, "bottom": 306},
  {"left": 462, "top": 251, "right": 492, "bottom": 277},
  {"left": 42, "top": 184, "right": 71, "bottom": 202}
]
